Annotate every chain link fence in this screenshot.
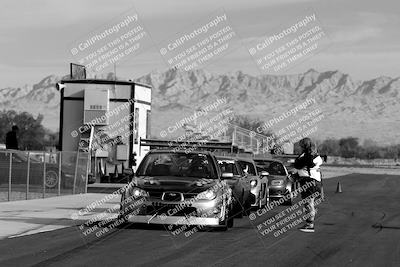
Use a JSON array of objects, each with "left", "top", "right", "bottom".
[{"left": 0, "top": 150, "right": 90, "bottom": 202}]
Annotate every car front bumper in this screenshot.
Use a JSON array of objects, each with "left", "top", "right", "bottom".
[
  {"left": 126, "top": 214, "right": 220, "bottom": 226},
  {"left": 121, "top": 196, "right": 226, "bottom": 226}
]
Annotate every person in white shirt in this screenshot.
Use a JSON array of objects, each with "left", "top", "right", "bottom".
[{"left": 294, "top": 137, "right": 323, "bottom": 233}]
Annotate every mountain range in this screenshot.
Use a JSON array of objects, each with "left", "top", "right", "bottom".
[{"left": 0, "top": 69, "right": 398, "bottom": 145}]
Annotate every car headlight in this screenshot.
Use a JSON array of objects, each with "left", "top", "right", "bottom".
[
  {"left": 131, "top": 187, "right": 148, "bottom": 198},
  {"left": 197, "top": 189, "right": 217, "bottom": 200},
  {"left": 250, "top": 180, "right": 257, "bottom": 187}
]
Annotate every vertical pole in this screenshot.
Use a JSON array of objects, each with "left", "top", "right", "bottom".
[
  {"left": 94, "top": 154, "right": 97, "bottom": 184},
  {"left": 256, "top": 139, "right": 259, "bottom": 155},
  {"left": 8, "top": 152, "right": 12, "bottom": 201},
  {"left": 43, "top": 152, "right": 46, "bottom": 199},
  {"left": 84, "top": 153, "right": 89, "bottom": 194},
  {"left": 233, "top": 126, "right": 237, "bottom": 145},
  {"left": 26, "top": 152, "right": 30, "bottom": 200},
  {"left": 139, "top": 137, "right": 141, "bottom": 157},
  {"left": 73, "top": 150, "right": 79, "bottom": 194},
  {"left": 58, "top": 151, "right": 62, "bottom": 196}
]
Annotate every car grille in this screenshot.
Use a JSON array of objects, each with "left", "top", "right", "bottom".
[
  {"left": 162, "top": 192, "right": 183, "bottom": 201},
  {"left": 147, "top": 190, "right": 198, "bottom": 201},
  {"left": 147, "top": 190, "right": 163, "bottom": 199},
  {"left": 146, "top": 204, "right": 197, "bottom": 216}
]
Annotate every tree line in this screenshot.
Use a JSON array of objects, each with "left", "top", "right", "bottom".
[
  {"left": 1, "top": 111, "right": 398, "bottom": 159},
  {"left": 233, "top": 115, "right": 399, "bottom": 159},
  {"left": 0, "top": 110, "right": 58, "bottom": 150},
  {"left": 316, "top": 137, "right": 400, "bottom": 159}
]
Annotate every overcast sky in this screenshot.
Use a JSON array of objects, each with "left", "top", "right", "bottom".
[{"left": 0, "top": 0, "right": 399, "bottom": 88}]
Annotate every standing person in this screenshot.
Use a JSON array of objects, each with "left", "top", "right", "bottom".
[
  {"left": 294, "top": 137, "right": 323, "bottom": 233},
  {"left": 5, "top": 125, "right": 19, "bottom": 150}
]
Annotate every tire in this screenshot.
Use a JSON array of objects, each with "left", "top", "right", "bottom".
[
  {"left": 116, "top": 214, "right": 130, "bottom": 228},
  {"left": 233, "top": 191, "right": 244, "bottom": 218},
  {"left": 258, "top": 184, "right": 266, "bottom": 209},
  {"left": 216, "top": 202, "right": 233, "bottom": 231},
  {"left": 257, "top": 197, "right": 263, "bottom": 210},
  {"left": 284, "top": 189, "right": 293, "bottom": 206},
  {"left": 45, "top": 169, "right": 58, "bottom": 188},
  {"left": 227, "top": 205, "right": 234, "bottom": 228},
  {"left": 234, "top": 200, "right": 244, "bottom": 218},
  {"left": 242, "top": 196, "right": 252, "bottom": 216},
  {"left": 117, "top": 198, "right": 130, "bottom": 228},
  {"left": 284, "top": 197, "right": 293, "bottom": 206},
  {"left": 264, "top": 185, "right": 270, "bottom": 208},
  {"left": 217, "top": 219, "right": 228, "bottom": 231}
]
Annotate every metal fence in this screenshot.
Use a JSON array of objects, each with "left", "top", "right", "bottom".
[
  {"left": 226, "top": 123, "right": 272, "bottom": 154},
  {"left": 0, "top": 150, "right": 90, "bottom": 202}
]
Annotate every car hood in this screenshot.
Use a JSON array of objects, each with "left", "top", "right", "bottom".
[{"left": 134, "top": 176, "right": 221, "bottom": 193}]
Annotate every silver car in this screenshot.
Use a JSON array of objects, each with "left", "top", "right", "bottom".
[{"left": 254, "top": 158, "right": 299, "bottom": 205}]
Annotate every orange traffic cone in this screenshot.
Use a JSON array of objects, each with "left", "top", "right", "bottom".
[{"left": 336, "top": 181, "right": 342, "bottom": 193}]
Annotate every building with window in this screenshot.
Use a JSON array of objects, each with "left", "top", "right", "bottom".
[{"left": 58, "top": 78, "right": 151, "bottom": 179}]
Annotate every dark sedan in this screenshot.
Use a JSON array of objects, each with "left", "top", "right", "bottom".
[{"left": 0, "top": 151, "right": 85, "bottom": 188}]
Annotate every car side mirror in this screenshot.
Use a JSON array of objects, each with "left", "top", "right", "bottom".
[
  {"left": 221, "top": 172, "right": 234, "bottom": 179},
  {"left": 260, "top": 171, "right": 269, "bottom": 177}
]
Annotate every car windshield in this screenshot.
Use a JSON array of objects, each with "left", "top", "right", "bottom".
[
  {"left": 255, "top": 160, "right": 286, "bottom": 176},
  {"left": 237, "top": 161, "right": 257, "bottom": 175},
  {"left": 217, "top": 159, "right": 240, "bottom": 175},
  {"left": 137, "top": 152, "right": 217, "bottom": 179}
]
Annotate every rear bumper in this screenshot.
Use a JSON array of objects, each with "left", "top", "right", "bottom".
[{"left": 126, "top": 214, "right": 220, "bottom": 226}]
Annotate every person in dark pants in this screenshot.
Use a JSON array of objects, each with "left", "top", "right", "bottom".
[
  {"left": 294, "top": 137, "right": 323, "bottom": 233},
  {"left": 5, "top": 125, "right": 19, "bottom": 150}
]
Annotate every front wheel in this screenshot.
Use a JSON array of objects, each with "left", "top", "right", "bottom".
[
  {"left": 227, "top": 204, "right": 234, "bottom": 228},
  {"left": 284, "top": 189, "right": 293, "bottom": 206},
  {"left": 215, "top": 203, "right": 233, "bottom": 231},
  {"left": 45, "top": 170, "right": 59, "bottom": 188},
  {"left": 117, "top": 197, "right": 130, "bottom": 228}
]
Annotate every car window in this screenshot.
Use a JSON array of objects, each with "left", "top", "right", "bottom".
[{"left": 137, "top": 152, "right": 217, "bottom": 179}]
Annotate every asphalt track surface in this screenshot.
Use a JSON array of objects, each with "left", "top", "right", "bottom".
[{"left": 1, "top": 173, "right": 399, "bottom": 267}]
